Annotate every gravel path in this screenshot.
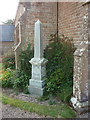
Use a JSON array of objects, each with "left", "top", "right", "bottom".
[
  {"left": 1, "top": 88, "right": 90, "bottom": 119},
  {"left": 78, "top": 112, "right": 90, "bottom": 118},
  {"left": 2, "top": 88, "right": 62, "bottom": 105},
  {"left": 2, "top": 104, "right": 44, "bottom": 118},
  {"left": 1, "top": 88, "right": 54, "bottom": 118}
]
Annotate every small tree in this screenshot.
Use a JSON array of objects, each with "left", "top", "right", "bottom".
[{"left": 2, "top": 19, "right": 14, "bottom": 25}]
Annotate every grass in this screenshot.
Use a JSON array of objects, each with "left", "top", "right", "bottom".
[{"left": 0, "top": 93, "right": 76, "bottom": 118}]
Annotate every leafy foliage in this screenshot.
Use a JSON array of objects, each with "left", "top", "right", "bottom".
[
  {"left": 44, "top": 35, "right": 75, "bottom": 102},
  {"left": 19, "top": 44, "right": 34, "bottom": 77},
  {"left": 12, "top": 69, "right": 29, "bottom": 93},
  {"left": 1, "top": 35, "right": 75, "bottom": 102},
  {"left": 2, "top": 19, "right": 14, "bottom": 24},
  {"left": 1, "top": 69, "right": 14, "bottom": 88},
  {"left": 12, "top": 44, "right": 34, "bottom": 93},
  {"left": 3, "top": 54, "right": 15, "bottom": 69},
  {"left": 1, "top": 44, "right": 33, "bottom": 93}
]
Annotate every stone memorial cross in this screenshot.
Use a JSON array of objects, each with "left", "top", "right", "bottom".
[{"left": 28, "top": 20, "right": 48, "bottom": 96}]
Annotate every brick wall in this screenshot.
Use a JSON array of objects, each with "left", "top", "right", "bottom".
[
  {"left": 58, "top": 2, "right": 84, "bottom": 47},
  {"left": 15, "top": 2, "right": 89, "bottom": 49},
  {"left": 15, "top": 2, "right": 57, "bottom": 50},
  {"left": 0, "top": 41, "right": 14, "bottom": 55}
]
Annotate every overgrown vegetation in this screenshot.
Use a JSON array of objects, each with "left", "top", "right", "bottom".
[
  {"left": 12, "top": 70, "right": 29, "bottom": 93},
  {"left": 44, "top": 35, "right": 75, "bottom": 102},
  {"left": 1, "top": 69, "right": 14, "bottom": 88},
  {"left": 1, "top": 35, "right": 75, "bottom": 102},
  {"left": 0, "top": 93, "right": 76, "bottom": 118},
  {"left": 1, "top": 45, "right": 33, "bottom": 93},
  {"left": 12, "top": 44, "right": 33, "bottom": 93},
  {"left": 19, "top": 44, "right": 34, "bottom": 77},
  {"left": 2, "top": 54, "right": 15, "bottom": 69}
]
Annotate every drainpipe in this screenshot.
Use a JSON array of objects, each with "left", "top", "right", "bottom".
[
  {"left": 14, "top": 21, "right": 22, "bottom": 51},
  {"left": 14, "top": 21, "right": 22, "bottom": 69}
]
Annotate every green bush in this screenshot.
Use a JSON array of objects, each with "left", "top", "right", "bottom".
[
  {"left": 59, "top": 86, "right": 73, "bottom": 102},
  {"left": 44, "top": 36, "right": 75, "bottom": 102},
  {"left": 3, "top": 54, "right": 15, "bottom": 69},
  {"left": 11, "top": 44, "right": 33, "bottom": 93},
  {"left": 1, "top": 44, "right": 33, "bottom": 93},
  {"left": 13, "top": 69, "right": 29, "bottom": 93},
  {"left": 19, "top": 44, "right": 34, "bottom": 77},
  {"left": 1, "top": 69, "right": 14, "bottom": 88}
]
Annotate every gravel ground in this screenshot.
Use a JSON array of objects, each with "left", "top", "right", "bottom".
[
  {"left": 1, "top": 88, "right": 90, "bottom": 119},
  {"left": 78, "top": 112, "right": 90, "bottom": 118},
  {"left": 1, "top": 88, "right": 57, "bottom": 118},
  {"left": 2, "top": 104, "right": 44, "bottom": 118},
  {"left": 2, "top": 88, "right": 62, "bottom": 105}
]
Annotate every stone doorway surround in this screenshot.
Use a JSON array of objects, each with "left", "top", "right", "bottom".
[{"left": 71, "top": 1, "right": 90, "bottom": 113}]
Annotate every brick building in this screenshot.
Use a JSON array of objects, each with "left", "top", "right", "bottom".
[
  {"left": 14, "top": 1, "right": 90, "bottom": 111},
  {"left": 15, "top": 2, "right": 88, "bottom": 48}
]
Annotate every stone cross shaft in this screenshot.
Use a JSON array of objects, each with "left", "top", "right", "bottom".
[
  {"left": 34, "top": 20, "right": 43, "bottom": 58},
  {"left": 29, "top": 20, "right": 48, "bottom": 96}
]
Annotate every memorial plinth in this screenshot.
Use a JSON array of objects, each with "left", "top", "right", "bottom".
[{"left": 28, "top": 20, "right": 48, "bottom": 96}]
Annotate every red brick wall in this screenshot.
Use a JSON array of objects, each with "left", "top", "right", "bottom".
[
  {"left": 15, "top": 2, "right": 88, "bottom": 49},
  {"left": 25, "top": 2, "right": 57, "bottom": 49},
  {"left": 0, "top": 41, "right": 14, "bottom": 55},
  {"left": 15, "top": 2, "right": 57, "bottom": 50},
  {"left": 58, "top": 2, "right": 84, "bottom": 47}
]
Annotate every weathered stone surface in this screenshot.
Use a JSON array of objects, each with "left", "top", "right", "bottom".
[
  {"left": 34, "top": 20, "right": 43, "bottom": 58},
  {"left": 28, "top": 20, "right": 48, "bottom": 96},
  {"left": 71, "top": 2, "right": 90, "bottom": 112}
]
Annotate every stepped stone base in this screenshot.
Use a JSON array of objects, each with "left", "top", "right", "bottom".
[
  {"left": 28, "top": 86, "right": 45, "bottom": 96},
  {"left": 28, "top": 79, "right": 45, "bottom": 96}
]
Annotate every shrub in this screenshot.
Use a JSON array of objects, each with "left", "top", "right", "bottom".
[
  {"left": 11, "top": 44, "right": 33, "bottom": 93},
  {"left": 1, "top": 69, "right": 14, "bottom": 88},
  {"left": 3, "top": 54, "right": 15, "bottom": 69},
  {"left": 13, "top": 69, "right": 29, "bottom": 93},
  {"left": 19, "top": 44, "right": 34, "bottom": 77},
  {"left": 59, "top": 86, "right": 73, "bottom": 102},
  {"left": 44, "top": 35, "right": 75, "bottom": 102},
  {"left": 1, "top": 44, "right": 33, "bottom": 93}
]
